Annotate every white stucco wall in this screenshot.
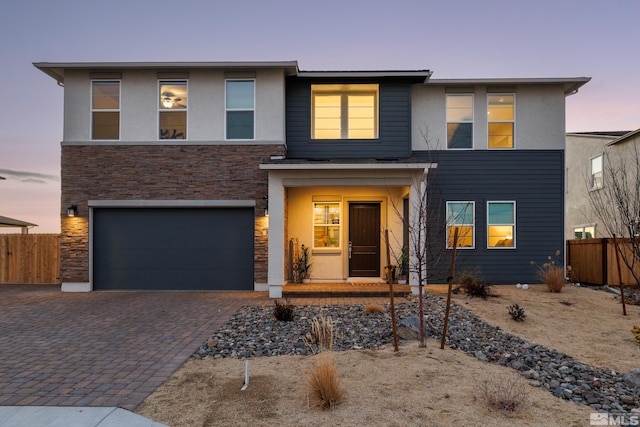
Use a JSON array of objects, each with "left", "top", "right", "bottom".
[
  {"left": 411, "top": 84, "right": 567, "bottom": 150},
  {"left": 62, "top": 68, "right": 286, "bottom": 143}
]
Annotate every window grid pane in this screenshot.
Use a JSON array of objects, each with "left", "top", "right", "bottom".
[
  {"left": 446, "top": 202, "right": 474, "bottom": 248},
  {"left": 488, "top": 94, "right": 514, "bottom": 149},
  {"left": 313, "top": 202, "right": 340, "bottom": 248},
  {"left": 447, "top": 95, "right": 473, "bottom": 149},
  {"left": 92, "top": 81, "right": 120, "bottom": 140},
  {"left": 487, "top": 202, "right": 515, "bottom": 248},
  {"left": 311, "top": 84, "right": 378, "bottom": 140},
  {"left": 226, "top": 80, "right": 255, "bottom": 140}
]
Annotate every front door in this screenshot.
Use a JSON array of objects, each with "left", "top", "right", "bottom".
[{"left": 349, "top": 203, "right": 380, "bottom": 277}]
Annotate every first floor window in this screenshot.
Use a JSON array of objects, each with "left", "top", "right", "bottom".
[
  {"left": 159, "top": 81, "right": 187, "bottom": 139},
  {"left": 446, "top": 201, "right": 475, "bottom": 248},
  {"left": 313, "top": 202, "right": 340, "bottom": 248},
  {"left": 446, "top": 94, "right": 473, "bottom": 149},
  {"left": 92, "top": 81, "right": 120, "bottom": 140},
  {"left": 573, "top": 226, "right": 595, "bottom": 239},
  {"left": 226, "top": 80, "right": 255, "bottom": 140},
  {"left": 590, "top": 155, "right": 603, "bottom": 190},
  {"left": 487, "top": 201, "right": 515, "bottom": 248}
]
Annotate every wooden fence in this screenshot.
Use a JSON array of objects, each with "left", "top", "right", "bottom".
[
  {"left": 566, "top": 238, "right": 640, "bottom": 286},
  {"left": 0, "top": 234, "right": 60, "bottom": 284}
]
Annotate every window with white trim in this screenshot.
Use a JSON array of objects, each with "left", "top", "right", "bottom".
[
  {"left": 226, "top": 80, "right": 255, "bottom": 140},
  {"left": 92, "top": 81, "right": 120, "bottom": 140},
  {"left": 573, "top": 226, "right": 595, "bottom": 239},
  {"left": 487, "top": 201, "right": 515, "bottom": 248},
  {"left": 446, "top": 94, "right": 473, "bottom": 149},
  {"left": 159, "top": 81, "right": 187, "bottom": 139},
  {"left": 446, "top": 201, "right": 475, "bottom": 248},
  {"left": 313, "top": 202, "right": 340, "bottom": 249},
  {"left": 311, "top": 84, "right": 378, "bottom": 139},
  {"left": 488, "top": 94, "right": 514, "bottom": 149},
  {"left": 590, "top": 155, "right": 603, "bottom": 190}
]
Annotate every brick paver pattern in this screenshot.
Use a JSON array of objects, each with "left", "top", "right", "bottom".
[{"left": 0, "top": 285, "right": 405, "bottom": 410}]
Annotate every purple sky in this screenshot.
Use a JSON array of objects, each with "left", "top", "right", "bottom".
[{"left": 1, "top": 0, "right": 638, "bottom": 233}]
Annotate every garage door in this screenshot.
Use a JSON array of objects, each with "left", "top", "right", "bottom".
[{"left": 93, "top": 208, "right": 254, "bottom": 291}]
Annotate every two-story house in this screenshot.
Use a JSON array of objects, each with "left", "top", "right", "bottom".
[
  {"left": 566, "top": 129, "right": 640, "bottom": 240},
  {"left": 35, "top": 61, "right": 589, "bottom": 297}
]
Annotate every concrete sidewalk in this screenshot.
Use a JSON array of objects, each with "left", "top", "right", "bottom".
[{"left": 0, "top": 406, "right": 168, "bottom": 427}]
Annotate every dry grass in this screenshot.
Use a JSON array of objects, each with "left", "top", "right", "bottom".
[
  {"left": 307, "top": 353, "right": 344, "bottom": 410},
  {"left": 479, "top": 374, "right": 529, "bottom": 412},
  {"left": 539, "top": 265, "right": 565, "bottom": 293},
  {"left": 303, "top": 313, "right": 335, "bottom": 354},
  {"left": 363, "top": 303, "right": 385, "bottom": 314},
  {"left": 273, "top": 299, "right": 295, "bottom": 321}
]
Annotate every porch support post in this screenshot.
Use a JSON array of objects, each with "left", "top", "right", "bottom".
[{"left": 267, "top": 173, "right": 285, "bottom": 298}]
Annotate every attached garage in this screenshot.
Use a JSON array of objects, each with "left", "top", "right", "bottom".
[{"left": 92, "top": 207, "right": 254, "bottom": 291}]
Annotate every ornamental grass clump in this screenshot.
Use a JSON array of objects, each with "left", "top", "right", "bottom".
[
  {"left": 307, "top": 354, "right": 344, "bottom": 410},
  {"left": 303, "top": 313, "right": 335, "bottom": 354},
  {"left": 363, "top": 303, "right": 386, "bottom": 314},
  {"left": 480, "top": 375, "right": 529, "bottom": 412},
  {"left": 631, "top": 325, "right": 640, "bottom": 344},
  {"left": 531, "top": 250, "right": 566, "bottom": 293},
  {"left": 456, "top": 270, "right": 494, "bottom": 299},
  {"left": 273, "top": 299, "right": 295, "bottom": 321}
]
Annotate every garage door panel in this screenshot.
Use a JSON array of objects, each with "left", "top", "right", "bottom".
[{"left": 93, "top": 208, "right": 254, "bottom": 291}]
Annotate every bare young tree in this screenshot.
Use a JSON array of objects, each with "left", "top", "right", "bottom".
[{"left": 588, "top": 142, "right": 640, "bottom": 285}]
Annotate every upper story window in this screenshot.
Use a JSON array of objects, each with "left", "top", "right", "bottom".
[
  {"left": 590, "top": 154, "right": 603, "bottom": 190},
  {"left": 311, "top": 84, "right": 378, "bottom": 140},
  {"left": 159, "top": 81, "right": 187, "bottom": 139},
  {"left": 446, "top": 95, "right": 473, "bottom": 149},
  {"left": 91, "top": 81, "right": 120, "bottom": 140},
  {"left": 446, "top": 201, "right": 475, "bottom": 248},
  {"left": 487, "top": 201, "right": 516, "bottom": 248},
  {"left": 573, "top": 226, "right": 595, "bottom": 239},
  {"left": 226, "top": 80, "right": 255, "bottom": 140},
  {"left": 488, "top": 94, "right": 514, "bottom": 149}
]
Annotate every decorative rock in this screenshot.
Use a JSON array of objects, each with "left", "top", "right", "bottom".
[
  {"left": 624, "top": 368, "right": 640, "bottom": 388},
  {"left": 397, "top": 316, "right": 429, "bottom": 341}
]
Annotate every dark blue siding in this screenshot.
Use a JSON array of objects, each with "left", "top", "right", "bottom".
[
  {"left": 286, "top": 78, "right": 412, "bottom": 158},
  {"left": 414, "top": 150, "right": 565, "bottom": 285}
]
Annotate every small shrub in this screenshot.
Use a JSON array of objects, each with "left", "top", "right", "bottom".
[
  {"left": 456, "top": 270, "right": 494, "bottom": 299},
  {"left": 531, "top": 250, "right": 566, "bottom": 293},
  {"left": 507, "top": 304, "right": 526, "bottom": 321},
  {"left": 303, "top": 313, "right": 335, "bottom": 354},
  {"left": 479, "top": 375, "right": 529, "bottom": 412},
  {"left": 631, "top": 325, "right": 640, "bottom": 344},
  {"left": 307, "top": 354, "right": 344, "bottom": 410},
  {"left": 364, "top": 304, "right": 385, "bottom": 314},
  {"left": 273, "top": 299, "right": 295, "bottom": 321}
]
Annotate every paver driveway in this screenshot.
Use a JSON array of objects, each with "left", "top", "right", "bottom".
[{"left": 0, "top": 285, "right": 268, "bottom": 410}]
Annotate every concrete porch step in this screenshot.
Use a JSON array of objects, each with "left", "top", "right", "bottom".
[{"left": 282, "top": 283, "right": 411, "bottom": 298}]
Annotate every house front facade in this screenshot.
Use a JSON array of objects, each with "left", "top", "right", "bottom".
[{"left": 35, "top": 61, "right": 589, "bottom": 297}]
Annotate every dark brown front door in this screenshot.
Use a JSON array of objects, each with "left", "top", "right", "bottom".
[{"left": 349, "top": 203, "right": 380, "bottom": 277}]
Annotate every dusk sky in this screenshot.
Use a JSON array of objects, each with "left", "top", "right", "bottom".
[{"left": 1, "top": 0, "right": 638, "bottom": 233}]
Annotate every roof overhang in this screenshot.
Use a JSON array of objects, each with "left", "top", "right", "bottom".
[
  {"left": 427, "top": 77, "right": 591, "bottom": 96},
  {"left": 297, "top": 70, "right": 432, "bottom": 84},
  {"left": 260, "top": 160, "right": 436, "bottom": 171},
  {"left": 0, "top": 215, "right": 38, "bottom": 228},
  {"left": 34, "top": 61, "right": 300, "bottom": 85},
  {"left": 608, "top": 128, "right": 640, "bottom": 146}
]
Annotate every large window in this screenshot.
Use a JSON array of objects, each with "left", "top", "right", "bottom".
[
  {"left": 488, "top": 94, "right": 514, "bottom": 149},
  {"left": 591, "top": 155, "right": 603, "bottom": 190},
  {"left": 159, "top": 81, "right": 187, "bottom": 139},
  {"left": 92, "top": 81, "right": 120, "bottom": 140},
  {"left": 226, "top": 80, "right": 255, "bottom": 140},
  {"left": 311, "top": 84, "right": 378, "bottom": 139},
  {"left": 446, "top": 201, "right": 475, "bottom": 248},
  {"left": 487, "top": 201, "right": 515, "bottom": 248},
  {"left": 446, "top": 95, "right": 473, "bottom": 149},
  {"left": 313, "top": 202, "right": 340, "bottom": 249}
]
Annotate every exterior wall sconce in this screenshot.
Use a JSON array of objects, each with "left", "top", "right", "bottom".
[{"left": 67, "top": 205, "right": 77, "bottom": 217}]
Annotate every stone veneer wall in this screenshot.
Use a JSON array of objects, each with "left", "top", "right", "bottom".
[{"left": 60, "top": 144, "right": 285, "bottom": 285}]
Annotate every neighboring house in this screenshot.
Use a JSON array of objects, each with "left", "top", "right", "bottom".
[
  {"left": 0, "top": 215, "right": 37, "bottom": 234},
  {"left": 566, "top": 129, "right": 640, "bottom": 240},
  {"left": 35, "top": 61, "right": 589, "bottom": 297}
]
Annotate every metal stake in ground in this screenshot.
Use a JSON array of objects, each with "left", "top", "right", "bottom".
[
  {"left": 612, "top": 233, "right": 628, "bottom": 316},
  {"left": 441, "top": 227, "right": 459, "bottom": 350},
  {"left": 384, "top": 229, "right": 399, "bottom": 352}
]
